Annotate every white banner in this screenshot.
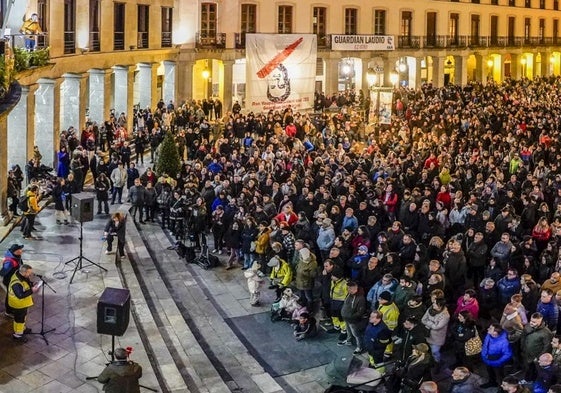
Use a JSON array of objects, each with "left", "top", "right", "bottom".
[
  {"left": 331, "top": 35, "right": 395, "bottom": 51},
  {"left": 379, "top": 91, "right": 393, "bottom": 125},
  {"left": 246, "top": 34, "right": 317, "bottom": 112}
]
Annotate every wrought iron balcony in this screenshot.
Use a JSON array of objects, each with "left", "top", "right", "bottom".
[
  {"left": 6, "top": 33, "right": 49, "bottom": 50},
  {"left": 162, "top": 31, "right": 172, "bottom": 48},
  {"left": 137, "top": 32, "right": 149, "bottom": 49},
  {"left": 114, "top": 32, "right": 124, "bottom": 50},
  {"left": 89, "top": 31, "right": 100, "bottom": 52},
  {"left": 195, "top": 32, "right": 226, "bottom": 49},
  {"left": 64, "top": 31, "right": 75, "bottom": 54},
  {"left": 234, "top": 32, "right": 246, "bottom": 49}
]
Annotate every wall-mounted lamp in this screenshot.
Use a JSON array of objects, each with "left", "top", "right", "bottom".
[
  {"left": 202, "top": 67, "right": 210, "bottom": 80},
  {"left": 487, "top": 59, "right": 494, "bottom": 68},
  {"left": 520, "top": 57, "right": 527, "bottom": 66},
  {"left": 79, "top": 47, "right": 89, "bottom": 54},
  {"left": 389, "top": 71, "right": 399, "bottom": 87},
  {"left": 550, "top": 55, "right": 556, "bottom": 64},
  {"left": 398, "top": 61, "right": 407, "bottom": 73}
]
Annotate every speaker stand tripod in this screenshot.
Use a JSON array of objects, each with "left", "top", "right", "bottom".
[
  {"left": 29, "top": 274, "right": 56, "bottom": 345},
  {"left": 65, "top": 220, "right": 107, "bottom": 284}
]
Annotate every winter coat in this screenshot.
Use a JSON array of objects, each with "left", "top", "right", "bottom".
[
  {"left": 394, "top": 285, "right": 416, "bottom": 310},
  {"left": 467, "top": 240, "right": 488, "bottom": 267},
  {"left": 366, "top": 278, "right": 398, "bottom": 309},
  {"left": 497, "top": 276, "right": 521, "bottom": 305},
  {"left": 536, "top": 300, "right": 559, "bottom": 332},
  {"left": 270, "top": 259, "right": 293, "bottom": 288},
  {"left": 341, "top": 292, "right": 367, "bottom": 324},
  {"left": 481, "top": 331, "right": 513, "bottom": 367},
  {"left": 378, "top": 302, "right": 400, "bottom": 331},
  {"left": 455, "top": 297, "right": 480, "bottom": 319},
  {"left": 240, "top": 225, "right": 258, "bottom": 253},
  {"left": 244, "top": 268, "right": 263, "bottom": 294},
  {"left": 295, "top": 257, "right": 317, "bottom": 290},
  {"left": 224, "top": 226, "right": 242, "bottom": 249},
  {"left": 363, "top": 320, "right": 391, "bottom": 359},
  {"left": 449, "top": 373, "right": 484, "bottom": 393},
  {"left": 346, "top": 254, "right": 369, "bottom": 280},
  {"left": 317, "top": 225, "right": 335, "bottom": 251},
  {"left": 421, "top": 307, "right": 450, "bottom": 346},
  {"left": 444, "top": 250, "right": 467, "bottom": 287},
  {"left": 521, "top": 321, "right": 553, "bottom": 364},
  {"left": 255, "top": 228, "right": 271, "bottom": 255}
]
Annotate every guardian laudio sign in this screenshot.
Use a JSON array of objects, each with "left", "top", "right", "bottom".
[
  {"left": 246, "top": 34, "right": 317, "bottom": 112},
  {"left": 331, "top": 35, "right": 395, "bottom": 51}
]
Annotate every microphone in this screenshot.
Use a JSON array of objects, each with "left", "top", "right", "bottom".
[{"left": 33, "top": 273, "right": 43, "bottom": 278}]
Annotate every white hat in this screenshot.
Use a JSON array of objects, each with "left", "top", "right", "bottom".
[
  {"left": 267, "top": 256, "right": 280, "bottom": 267},
  {"left": 300, "top": 248, "right": 311, "bottom": 260}
]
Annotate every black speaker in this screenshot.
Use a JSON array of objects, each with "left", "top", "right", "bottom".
[
  {"left": 97, "top": 287, "right": 131, "bottom": 336},
  {"left": 71, "top": 193, "right": 94, "bottom": 222}
]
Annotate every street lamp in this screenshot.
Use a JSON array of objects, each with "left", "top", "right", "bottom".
[
  {"left": 202, "top": 63, "right": 211, "bottom": 99},
  {"left": 521, "top": 56, "right": 527, "bottom": 78},
  {"left": 487, "top": 58, "right": 494, "bottom": 81},
  {"left": 390, "top": 71, "right": 399, "bottom": 87}
]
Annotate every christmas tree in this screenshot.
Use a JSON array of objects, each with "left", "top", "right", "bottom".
[{"left": 155, "top": 131, "right": 181, "bottom": 178}]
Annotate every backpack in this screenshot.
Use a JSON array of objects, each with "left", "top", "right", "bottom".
[
  {"left": 0, "top": 257, "right": 19, "bottom": 286},
  {"left": 18, "top": 195, "right": 28, "bottom": 212}
]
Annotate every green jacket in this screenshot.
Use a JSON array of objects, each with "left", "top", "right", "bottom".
[
  {"left": 295, "top": 256, "right": 317, "bottom": 290},
  {"left": 521, "top": 322, "right": 553, "bottom": 363}
]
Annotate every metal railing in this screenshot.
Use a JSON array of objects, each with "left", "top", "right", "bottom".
[
  {"left": 64, "top": 31, "right": 75, "bottom": 54},
  {"left": 6, "top": 33, "right": 49, "bottom": 50},
  {"left": 89, "top": 31, "right": 100, "bottom": 52},
  {"left": 161, "top": 31, "right": 172, "bottom": 47},
  {"left": 234, "top": 32, "right": 246, "bottom": 49},
  {"left": 114, "top": 31, "right": 124, "bottom": 50},
  {"left": 137, "top": 31, "right": 148, "bottom": 49},
  {"left": 195, "top": 32, "right": 226, "bottom": 49}
]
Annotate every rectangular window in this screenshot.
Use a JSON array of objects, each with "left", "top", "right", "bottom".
[
  {"left": 374, "top": 10, "right": 386, "bottom": 35},
  {"left": 490, "top": 15, "right": 498, "bottom": 45},
  {"left": 426, "top": 12, "right": 437, "bottom": 46},
  {"left": 525, "top": 17, "right": 531, "bottom": 41},
  {"left": 525, "top": 0, "right": 531, "bottom": 7},
  {"left": 540, "top": 0, "right": 546, "bottom": 8},
  {"left": 137, "top": 5, "right": 149, "bottom": 49},
  {"left": 161, "top": 7, "right": 172, "bottom": 47},
  {"left": 201, "top": 3, "right": 217, "bottom": 38},
  {"left": 449, "top": 13, "right": 459, "bottom": 45},
  {"left": 555, "top": 0, "right": 559, "bottom": 10},
  {"left": 37, "top": 0, "right": 48, "bottom": 48},
  {"left": 313, "top": 6, "right": 327, "bottom": 46},
  {"left": 278, "top": 5, "right": 293, "bottom": 33},
  {"left": 114, "top": 2, "right": 125, "bottom": 50},
  {"left": 539, "top": 19, "right": 545, "bottom": 42},
  {"left": 89, "top": 0, "right": 101, "bottom": 51},
  {"left": 554, "top": 19, "right": 559, "bottom": 43},
  {"left": 401, "top": 11, "right": 412, "bottom": 37},
  {"left": 471, "top": 15, "right": 480, "bottom": 45},
  {"left": 345, "top": 8, "right": 358, "bottom": 35},
  {"left": 242, "top": 4, "right": 257, "bottom": 33},
  {"left": 509, "top": 0, "right": 516, "bottom": 6},
  {"left": 64, "top": 0, "right": 76, "bottom": 54},
  {"left": 472, "top": 0, "right": 480, "bottom": 3},
  {"left": 491, "top": 0, "right": 499, "bottom": 4},
  {"left": 508, "top": 17, "right": 515, "bottom": 45}
]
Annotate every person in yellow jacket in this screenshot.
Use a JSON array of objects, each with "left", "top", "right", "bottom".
[
  {"left": 267, "top": 256, "right": 292, "bottom": 301},
  {"left": 378, "top": 291, "right": 400, "bottom": 358},
  {"left": 330, "top": 267, "right": 348, "bottom": 342},
  {"left": 22, "top": 184, "right": 40, "bottom": 239},
  {"left": 8, "top": 264, "right": 39, "bottom": 342},
  {"left": 255, "top": 222, "right": 271, "bottom": 267},
  {"left": 20, "top": 13, "right": 42, "bottom": 51}
]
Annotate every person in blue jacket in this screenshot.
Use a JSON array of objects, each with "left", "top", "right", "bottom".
[
  {"left": 481, "top": 323, "right": 513, "bottom": 389},
  {"left": 497, "top": 268, "right": 522, "bottom": 306}
]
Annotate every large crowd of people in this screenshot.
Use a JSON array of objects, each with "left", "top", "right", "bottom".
[{"left": 11, "top": 75, "right": 561, "bottom": 392}]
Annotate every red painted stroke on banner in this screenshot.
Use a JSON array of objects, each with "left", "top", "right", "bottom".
[{"left": 256, "top": 37, "right": 304, "bottom": 79}]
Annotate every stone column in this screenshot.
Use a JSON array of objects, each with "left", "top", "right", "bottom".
[
  {"left": 177, "top": 60, "right": 194, "bottom": 102},
  {"left": 432, "top": 56, "right": 445, "bottom": 88},
  {"left": 456, "top": 55, "right": 468, "bottom": 86},
  {"left": 35, "top": 79, "right": 57, "bottom": 167},
  {"left": 7, "top": 86, "right": 29, "bottom": 174},
  {"left": 79, "top": 73, "right": 88, "bottom": 130},
  {"left": 162, "top": 61, "right": 176, "bottom": 105},
  {"left": 127, "top": 66, "right": 135, "bottom": 132},
  {"left": 26, "top": 84, "right": 38, "bottom": 160},
  {"left": 88, "top": 69, "right": 106, "bottom": 124},
  {"left": 113, "top": 66, "right": 129, "bottom": 116},
  {"left": 413, "top": 58, "right": 423, "bottom": 89},
  {"left": 60, "top": 73, "right": 82, "bottom": 131},
  {"left": 223, "top": 60, "right": 234, "bottom": 113},
  {"left": 150, "top": 63, "right": 159, "bottom": 110},
  {"left": 137, "top": 63, "right": 153, "bottom": 109},
  {"left": 325, "top": 58, "right": 339, "bottom": 95},
  {"left": 511, "top": 54, "right": 520, "bottom": 80}
]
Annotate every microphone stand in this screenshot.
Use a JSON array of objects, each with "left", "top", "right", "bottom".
[
  {"left": 28, "top": 274, "right": 56, "bottom": 345},
  {"left": 65, "top": 219, "right": 108, "bottom": 284}
]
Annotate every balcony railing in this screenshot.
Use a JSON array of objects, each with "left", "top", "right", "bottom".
[
  {"left": 114, "top": 31, "right": 124, "bottom": 50},
  {"left": 137, "top": 31, "right": 148, "bottom": 49},
  {"left": 64, "top": 31, "right": 75, "bottom": 54},
  {"left": 6, "top": 33, "right": 49, "bottom": 50},
  {"left": 234, "top": 32, "right": 246, "bottom": 49},
  {"left": 89, "top": 31, "right": 100, "bottom": 52},
  {"left": 162, "top": 31, "right": 172, "bottom": 47},
  {"left": 195, "top": 32, "right": 226, "bottom": 49}
]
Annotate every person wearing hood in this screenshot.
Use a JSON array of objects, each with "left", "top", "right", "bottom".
[
  {"left": 268, "top": 255, "right": 292, "bottom": 302},
  {"left": 367, "top": 273, "right": 398, "bottom": 310},
  {"left": 481, "top": 323, "right": 513, "bottom": 388},
  {"left": 294, "top": 247, "right": 317, "bottom": 306},
  {"left": 1, "top": 244, "right": 24, "bottom": 317},
  {"left": 450, "top": 367, "right": 484, "bottom": 393},
  {"left": 244, "top": 261, "right": 264, "bottom": 306}
]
